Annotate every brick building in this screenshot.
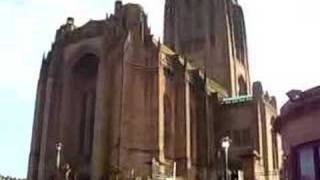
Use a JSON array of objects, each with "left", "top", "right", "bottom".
[
  {"left": 27, "top": 0, "right": 281, "bottom": 179},
  {"left": 275, "top": 86, "right": 320, "bottom": 180}
]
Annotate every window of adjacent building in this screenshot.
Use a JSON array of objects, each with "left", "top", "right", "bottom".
[
  {"left": 296, "top": 141, "right": 320, "bottom": 180},
  {"left": 299, "top": 147, "right": 316, "bottom": 180},
  {"left": 318, "top": 147, "right": 320, "bottom": 169}
]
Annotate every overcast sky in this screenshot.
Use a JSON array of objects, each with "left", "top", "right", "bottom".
[{"left": 0, "top": 0, "right": 319, "bottom": 178}]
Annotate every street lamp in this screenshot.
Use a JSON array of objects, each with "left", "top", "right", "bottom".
[
  {"left": 56, "top": 142, "right": 63, "bottom": 169},
  {"left": 221, "top": 136, "right": 232, "bottom": 180}
]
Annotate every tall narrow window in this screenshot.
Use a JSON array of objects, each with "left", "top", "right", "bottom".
[
  {"left": 238, "top": 76, "right": 247, "bottom": 95},
  {"left": 299, "top": 147, "right": 316, "bottom": 180},
  {"left": 233, "top": 6, "right": 246, "bottom": 64},
  {"left": 233, "top": 130, "right": 241, "bottom": 146},
  {"left": 242, "top": 128, "right": 251, "bottom": 146},
  {"left": 272, "top": 131, "right": 279, "bottom": 169},
  {"left": 88, "top": 93, "right": 96, "bottom": 159},
  {"left": 164, "top": 94, "right": 172, "bottom": 159},
  {"left": 79, "top": 93, "right": 88, "bottom": 154},
  {"left": 72, "top": 54, "right": 99, "bottom": 164}
]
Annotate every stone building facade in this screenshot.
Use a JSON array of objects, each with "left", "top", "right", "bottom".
[
  {"left": 275, "top": 86, "right": 320, "bottom": 180},
  {"left": 27, "top": 0, "right": 281, "bottom": 179}
]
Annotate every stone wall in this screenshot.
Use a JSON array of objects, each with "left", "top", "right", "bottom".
[{"left": 28, "top": 2, "right": 161, "bottom": 179}]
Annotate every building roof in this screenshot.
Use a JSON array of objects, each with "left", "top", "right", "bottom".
[
  {"left": 280, "top": 86, "right": 320, "bottom": 115},
  {"left": 275, "top": 86, "right": 320, "bottom": 131}
]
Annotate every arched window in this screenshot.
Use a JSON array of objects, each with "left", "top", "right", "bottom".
[
  {"left": 238, "top": 76, "right": 247, "bottom": 95},
  {"left": 233, "top": 6, "right": 246, "bottom": 65},
  {"left": 72, "top": 54, "right": 99, "bottom": 163}
]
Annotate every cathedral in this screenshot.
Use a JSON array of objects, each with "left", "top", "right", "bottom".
[{"left": 27, "top": 0, "right": 282, "bottom": 179}]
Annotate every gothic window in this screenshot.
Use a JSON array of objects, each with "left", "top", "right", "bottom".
[
  {"left": 79, "top": 93, "right": 88, "bottom": 153},
  {"left": 165, "top": 2, "right": 174, "bottom": 15},
  {"left": 272, "top": 131, "right": 279, "bottom": 169},
  {"left": 233, "top": 7, "right": 246, "bottom": 65},
  {"left": 238, "top": 76, "right": 247, "bottom": 95},
  {"left": 72, "top": 54, "right": 99, "bottom": 162},
  {"left": 88, "top": 93, "right": 96, "bottom": 149},
  {"left": 232, "top": 130, "right": 241, "bottom": 146},
  {"left": 164, "top": 94, "right": 172, "bottom": 158},
  {"left": 230, "top": 128, "right": 251, "bottom": 147},
  {"left": 242, "top": 128, "right": 251, "bottom": 146},
  {"left": 271, "top": 117, "right": 279, "bottom": 170}
]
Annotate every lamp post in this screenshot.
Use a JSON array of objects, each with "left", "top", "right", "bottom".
[
  {"left": 221, "top": 136, "right": 232, "bottom": 180},
  {"left": 56, "top": 142, "right": 63, "bottom": 170}
]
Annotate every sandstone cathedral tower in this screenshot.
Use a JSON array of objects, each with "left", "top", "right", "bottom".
[
  {"left": 28, "top": 0, "right": 282, "bottom": 180},
  {"left": 164, "top": 0, "right": 250, "bottom": 97}
]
